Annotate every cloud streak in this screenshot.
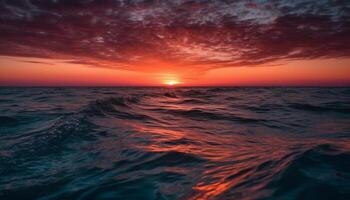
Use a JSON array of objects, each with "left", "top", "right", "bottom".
[{"left": 0, "top": 0, "right": 349, "bottom": 72}]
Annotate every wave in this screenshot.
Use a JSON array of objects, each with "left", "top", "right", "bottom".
[
  {"left": 264, "top": 144, "right": 350, "bottom": 199},
  {"left": 175, "top": 109, "right": 266, "bottom": 123},
  {"left": 0, "top": 116, "right": 17, "bottom": 127},
  {"left": 83, "top": 97, "right": 146, "bottom": 119},
  {"left": 177, "top": 99, "right": 207, "bottom": 104},
  {"left": 163, "top": 92, "right": 178, "bottom": 98},
  {"left": 289, "top": 102, "right": 350, "bottom": 113},
  {"left": 1, "top": 87, "right": 350, "bottom": 200},
  {"left": 196, "top": 143, "right": 350, "bottom": 200}
]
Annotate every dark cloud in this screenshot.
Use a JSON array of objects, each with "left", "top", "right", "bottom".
[
  {"left": 19, "top": 59, "right": 55, "bottom": 65},
  {"left": 0, "top": 0, "right": 349, "bottom": 72}
]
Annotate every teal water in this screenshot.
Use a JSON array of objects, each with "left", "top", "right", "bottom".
[{"left": 0, "top": 87, "right": 350, "bottom": 200}]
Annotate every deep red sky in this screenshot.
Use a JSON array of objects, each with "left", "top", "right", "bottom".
[{"left": 0, "top": 0, "right": 349, "bottom": 86}]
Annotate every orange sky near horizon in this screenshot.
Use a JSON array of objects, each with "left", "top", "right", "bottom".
[
  {"left": 1, "top": 1, "right": 350, "bottom": 87},
  {"left": 1, "top": 56, "right": 349, "bottom": 86}
]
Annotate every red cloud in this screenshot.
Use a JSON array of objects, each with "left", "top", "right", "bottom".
[{"left": 0, "top": 0, "right": 349, "bottom": 72}]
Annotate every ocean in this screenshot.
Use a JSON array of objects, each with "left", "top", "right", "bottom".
[{"left": 0, "top": 87, "right": 350, "bottom": 200}]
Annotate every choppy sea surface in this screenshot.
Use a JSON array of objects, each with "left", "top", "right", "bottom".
[{"left": 0, "top": 87, "right": 350, "bottom": 200}]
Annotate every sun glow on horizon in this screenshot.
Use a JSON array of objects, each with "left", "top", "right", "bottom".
[
  {"left": 164, "top": 80, "right": 180, "bottom": 86},
  {"left": 1, "top": 57, "right": 350, "bottom": 87}
]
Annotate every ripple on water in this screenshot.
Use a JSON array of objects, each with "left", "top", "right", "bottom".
[{"left": 0, "top": 87, "right": 350, "bottom": 200}]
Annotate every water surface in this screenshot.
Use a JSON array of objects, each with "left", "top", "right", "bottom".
[{"left": 0, "top": 87, "right": 350, "bottom": 199}]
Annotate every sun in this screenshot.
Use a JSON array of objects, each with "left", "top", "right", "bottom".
[{"left": 164, "top": 80, "right": 179, "bottom": 86}]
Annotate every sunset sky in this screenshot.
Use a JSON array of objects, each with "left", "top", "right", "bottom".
[{"left": 0, "top": 0, "right": 349, "bottom": 86}]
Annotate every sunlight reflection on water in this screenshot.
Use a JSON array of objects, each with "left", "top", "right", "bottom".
[{"left": 0, "top": 87, "right": 350, "bottom": 199}]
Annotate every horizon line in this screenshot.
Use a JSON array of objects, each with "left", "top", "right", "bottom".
[{"left": 1, "top": 85, "right": 350, "bottom": 88}]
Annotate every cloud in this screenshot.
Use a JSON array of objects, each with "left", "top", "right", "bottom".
[
  {"left": 0, "top": 0, "right": 349, "bottom": 73},
  {"left": 19, "top": 59, "right": 55, "bottom": 65}
]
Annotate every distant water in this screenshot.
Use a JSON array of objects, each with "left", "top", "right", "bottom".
[{"left": 1, "top": 87, "right": 350, "bottom": 200}]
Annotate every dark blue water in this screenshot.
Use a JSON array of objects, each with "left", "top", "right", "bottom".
[{"left": 0, "top": 87, "right": 350, "bottom": 200}]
